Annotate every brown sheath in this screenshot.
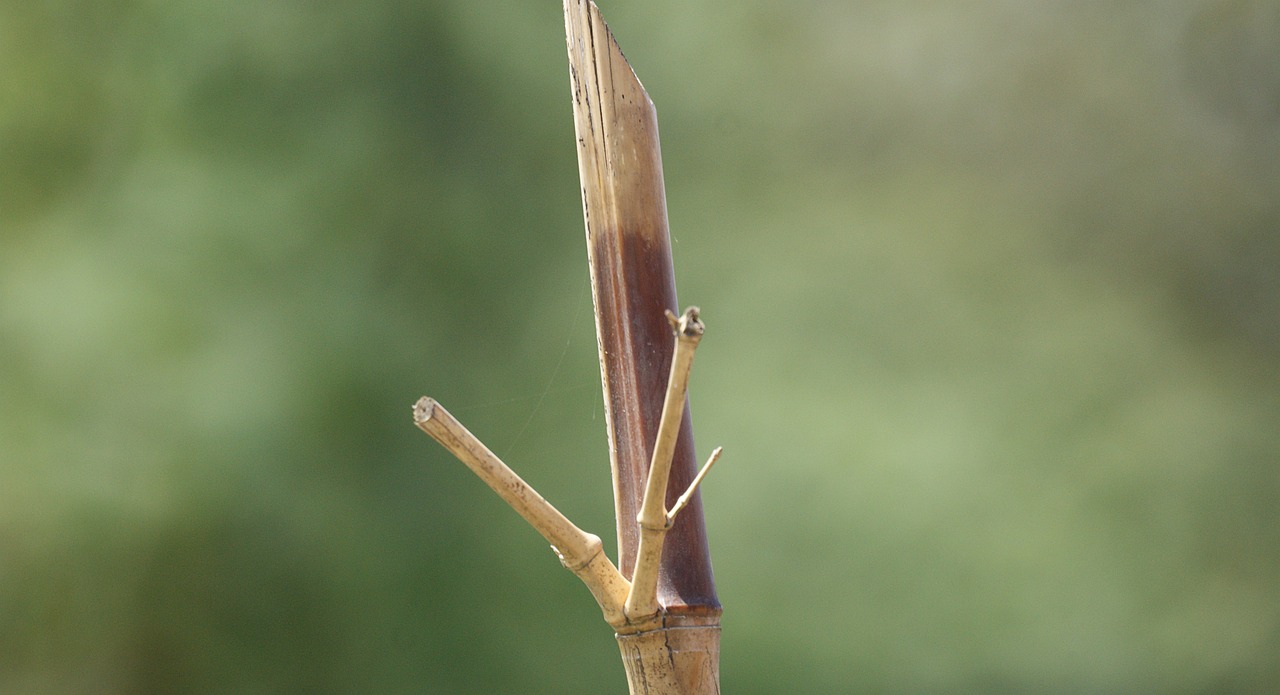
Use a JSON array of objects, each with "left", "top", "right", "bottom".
[{"left": 564, "top": 0, "right": 719, "bottom": 615}]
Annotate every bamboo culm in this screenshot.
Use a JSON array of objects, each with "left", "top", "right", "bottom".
[{"left": 413, "top": 1, "right": 723, "bottom": 692}]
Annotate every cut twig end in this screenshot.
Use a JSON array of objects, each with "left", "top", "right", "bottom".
[
  {"left": 412, "top": 396, "right": 438, "bottom": 424},
  {"left": 665, "top": 306, "right": 704, "bottom": 339}
]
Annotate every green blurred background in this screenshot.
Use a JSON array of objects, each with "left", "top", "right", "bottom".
[{"left": 3, "top": 0, "right": 1278, "bottom": 692}]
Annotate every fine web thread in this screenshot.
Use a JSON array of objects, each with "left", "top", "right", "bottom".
[
  {"left": 449, "top": 382, "right": 595, "bottom": 415},
  {"left": 497, "top": 273, "right": 591, "bottom": 459}
]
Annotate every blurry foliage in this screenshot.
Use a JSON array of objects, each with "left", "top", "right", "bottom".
[{"left": 2, "top": 1, "right": 1278, "bottom": 693}]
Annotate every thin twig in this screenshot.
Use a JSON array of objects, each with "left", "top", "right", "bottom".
[
  {"left": 413, "top": 396, "right": 631, "bottom": 625},
  {"left": 624, "top": 307, "right": 705, "bottom": 621},
  {"left": 669, "top": 447, "right": 723, "bottom": 522}
]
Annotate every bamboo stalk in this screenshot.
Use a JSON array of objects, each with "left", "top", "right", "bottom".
[
  {"left": 412, "top": 3, "right": 723, "bottom": 692},
  {"left": 565, "top": 1, "right": 722, "bottom": 692},
  {"left": 564, "top": 0, "right": 720, "bottom": 615}
]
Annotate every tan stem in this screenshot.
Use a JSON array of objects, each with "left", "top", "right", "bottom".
[
  {"left": 669, "top": 447, "right": 723, "bottom": 523},
  {"left": 624, "top": 308, "right": 704, "bottom": 621},
  {"left": 617, "top": 615, "right": 721, "bottom": 695},
  {"left": 412, "top": 397, "right": 631, "bottom": 626}
]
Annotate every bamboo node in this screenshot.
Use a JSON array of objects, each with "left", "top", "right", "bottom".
[
  {"left": 552, "top": 533, "right": 605, "bottom": 572},
  {"left": 637, "top": 512, "right": 674, "bottom": 532}
]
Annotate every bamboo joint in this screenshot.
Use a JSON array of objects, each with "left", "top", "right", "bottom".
[{"left": 412, "top": 308, "right": 721, "bottom": 633}]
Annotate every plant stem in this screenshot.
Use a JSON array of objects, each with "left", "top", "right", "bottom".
[{"left": 412, "top": 397, "right": 631, "bottom": 626}]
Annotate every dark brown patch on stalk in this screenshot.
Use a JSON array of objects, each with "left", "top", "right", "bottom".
[
  {"left": 590, "top": 227, "right": 719, "bottom": 613},
  {"left": 568, "top": 0, "right": 719, "bottom": 615}
]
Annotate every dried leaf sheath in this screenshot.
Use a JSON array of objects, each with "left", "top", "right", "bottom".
[{"left": 564, "top": 0, "right": 718, "bottom": 614}]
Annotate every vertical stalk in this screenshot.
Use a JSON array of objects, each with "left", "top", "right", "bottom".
[
  {"left": 565, "top": 1, "right": 721, "bottom": 693},
  {"left": 415, "top": 4, "right": 724, "bottom": 693},
  {"left": 564, "top": 0, "right": 720, "bottom": 616}
]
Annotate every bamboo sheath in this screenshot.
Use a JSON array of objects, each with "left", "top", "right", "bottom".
[
  {"left": 563, "top": 0, "right": 719, "bottom": 614},
  {"left": 565, "top": 1, "right": 721, "bottom": 692},
  {"left": 413, "top": 2, "right": 721, "bottom": 692}
]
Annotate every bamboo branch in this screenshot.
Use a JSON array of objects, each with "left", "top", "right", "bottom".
[
  {"left": 412, "top": 397, "right": 631, "bottom": 626},
  {"left": 625, "top": 307, "right": 705, "bottom": 621},
  {"left": 669, "top": 447, "right": 722, "bottom": 522}
]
